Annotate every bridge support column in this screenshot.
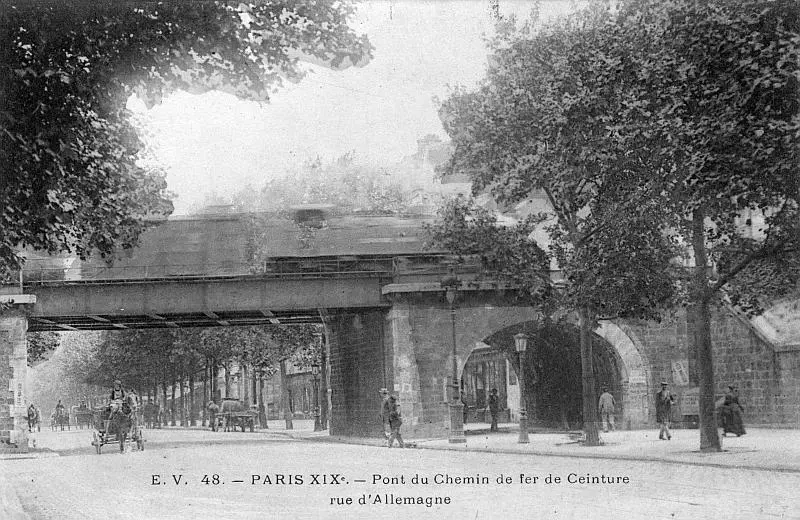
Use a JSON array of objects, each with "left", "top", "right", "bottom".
[
  {"left": 385, "top": 304, "right": 425, "bottom": 436},
  {"left": 0, "top": 311, "right": 29, "bottom": 452},
  {"left": 327, "top": 311, "right": 387, "bottom": 437}
]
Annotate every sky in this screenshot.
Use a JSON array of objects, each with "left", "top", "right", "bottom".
[{"left": 128, "top": 1, "right": 578, "bottom": 215}]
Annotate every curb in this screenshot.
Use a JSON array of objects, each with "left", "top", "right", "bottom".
[{"left": 286, "top": 432, "right": 800, "bottom": 474}]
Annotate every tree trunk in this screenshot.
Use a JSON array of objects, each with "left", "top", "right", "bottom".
[
  {"left": 320, "top": 340, "right": 329, "bottom": 430},
  {"left": 243, "top": 363, "right": 250, "bottom": 407},
  {"left": 224, "top": 364, "right": 231, "bottom": 398},
  {"left": 281, "top": 360, "right": 293, "bottom": 430},
  {"left": 258, "top": 374, "right": 267, "bottom": 429},
  {"left": 161, "top": 381, "right": 168, "bottom": 428},
  {"left": 691, "top": 209, "right": 721, "bottom": 452},
  {"left": 189, "top": 372, "right": 196, "bottom": 426},
  {"left": 179, "top": 377, "right": 186, "bottom": 426},
  {"left": 170, "top": 382, "right": 176, "bottom": 426},
  {"left": 579, "top": 307, "right": 600, "bottom": 446},
  {"left": 202, "top": 363, "right": 208, "bottom": 427}
]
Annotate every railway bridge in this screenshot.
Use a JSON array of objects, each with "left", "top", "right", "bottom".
[{"left": 2, "top": 210, "right": 797, "bottom": 450}]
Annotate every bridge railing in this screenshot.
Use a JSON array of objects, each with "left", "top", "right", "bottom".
[{"left": 13, "top": 254, "right": 481, "bottom": 285}]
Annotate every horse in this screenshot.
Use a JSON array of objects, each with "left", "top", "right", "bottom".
[
  {"left": 51, "top": 407, "right": 69, "bottom": 431},
  {"left": 107, "top": 395, "right": 138, "bottom": 452},
  {"left": 27, "top": 406, "right": 40, "bottom": 433}
]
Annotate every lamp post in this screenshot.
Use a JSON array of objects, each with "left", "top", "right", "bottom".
[
  {"left": 311, "top": 363, "right": 322, "bottom": 432},
  {"left": 515, "top": 332, "right": 530, "bottom": 444},
  {"left": 441, "top": 272, "right": 466, "bottom": 444}
]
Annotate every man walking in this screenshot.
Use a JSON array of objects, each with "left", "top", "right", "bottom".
[
  {"left": 598, "top": 386, "right": 616, "bottom": 433},
  {"left": 655, "top": 381, "right": 675, "bottom": 440},
  {"left": 378, "top": 388, "right": 391, "bottom": 439},
  {"left": 488, "top": 388, "right": 500, "bottom": 432},
  {"left": 207, "top": 400, "right": 219, "bottom": 432},
  {"left": 387, "top": 395, "right": 404, "bottom": 448}
]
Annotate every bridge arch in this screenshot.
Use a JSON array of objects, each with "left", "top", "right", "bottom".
[{"left": 456, "top": 315, "right": 651, "bottom": 430}]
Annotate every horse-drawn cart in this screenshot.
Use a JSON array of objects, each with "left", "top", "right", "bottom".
[
  {"left": 72, "top": 406, "right": 94, "bottom": 429},
  {"left": 91, "top": 398, "right": 145, "bottom": 454},
  {"left": 219, "top": 398, "right": 257, "bottom": 432}
]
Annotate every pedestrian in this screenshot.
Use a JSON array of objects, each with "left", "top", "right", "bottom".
[
  {"left": 598, "top": 386, "right": 616, "bottom": 433},
  {"left": 378, "top": 388, "right": 391, "bottom": 439},
  {"left": 655, "top": 381, "right": 675, "bottom": 440},
  {"left": 460, "top": 388, "right": 468, "bottom": 425},
  {"left": 488, "top": 388, "right": 500, "bottom": 432},
  {"left": 720, "top": 384, "right": 746, "bottom": 437},
  {"left": 207, "top": 400, "right": 219, "bottom": 432},
  {"left": 387, "top": 395, "right": 404, "bottom": 448}
]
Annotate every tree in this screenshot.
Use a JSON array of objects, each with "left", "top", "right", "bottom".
[
  {"left": 434, "top": 7, "right": 678, "bottom": 445},
  {"left": 594, "top": 0, "right": 800, "bottom": 451},
  {"left": 27, "top": 331, "right": 60, "bottom": 365},
  {"left": 0, "top": 0, "right": 371, "bottom": 279},
  {"left": 436, "top": 0, "right": 799, "bottom": 451}
]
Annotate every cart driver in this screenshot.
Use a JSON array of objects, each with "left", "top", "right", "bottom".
[{"left": 108, "top": 380, "right": 126, "bottom": 417}]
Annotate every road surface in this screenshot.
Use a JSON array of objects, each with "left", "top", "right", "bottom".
[{"left": 2, "top": 429, "right": 798, "bottom": 520}]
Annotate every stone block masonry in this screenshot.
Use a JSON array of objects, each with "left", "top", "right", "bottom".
[
  {"left": 327, "top": 310, "right": 387, "bottom": 437},
  {"left": 0, "top": 312, "right": 29, "bottom": 452}
]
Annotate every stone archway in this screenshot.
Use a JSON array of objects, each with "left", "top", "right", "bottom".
[
  {"left": 594, "top": 321, "right": 651, "bottom": 428},
  {"left": 476, "top": 319, "right": 651, "bottom": 430}
]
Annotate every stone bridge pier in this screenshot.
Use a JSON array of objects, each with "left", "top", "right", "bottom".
[
  {"left": 325, "top": 283, "right": 652, "bottom": 439},
  {"left": 0, "top": 297, "right": 35, "bottom": 452}
]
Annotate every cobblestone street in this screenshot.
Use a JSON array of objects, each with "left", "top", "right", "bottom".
[{"left": 2, "top": 426, "right": 799, "bottom": 520}]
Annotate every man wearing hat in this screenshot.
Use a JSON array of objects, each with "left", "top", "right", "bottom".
[
  {"left": 378, "top": 388, "right": 391, "bottom": 439},
  {"left": 110, "top": 380, "right": 126, "bottom": 401},
  {"left": 598, "top": 386, "right": 616, "bottom": 433},
  {"left": 386, "top": 395, "right": 405, "bottom": 448},
  {"left": 655, "top": 381, "right": 675, "bottom": 440}
]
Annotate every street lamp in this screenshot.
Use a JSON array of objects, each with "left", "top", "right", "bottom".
[
  {"left": 515, "top": 332, "right": 530, "bottom": 444},
  {"left": 311, "top": 363, "right": 322, "bottom": 432},
  {"left": 441, "top": 271, "right": 466, "bottom": 444}
]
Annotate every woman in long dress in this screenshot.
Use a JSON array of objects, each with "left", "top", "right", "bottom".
[{"left": 720, "top": 384, "right": 746, "bottom": 436}]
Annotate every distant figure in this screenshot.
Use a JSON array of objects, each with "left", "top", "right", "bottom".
[
  {"left": 387, "top": 395, "right": 404, "bottom": 448},
  {"left": 655, "top": 381, "right": 675, "bottom": 440},
  {"left": 55, "top": 400, "right": 65, "bottom": 414},
  {"left": 378, "top": 388, "right": 391, "bottom": 439},
  {"left": 719, "top": 384, "right": 746, "bottom": 437},
  {"left": 460, "top": 388, "right": 468, "bottom": 425},
  {"left": 27, "top": 404, "right": 40, "bottom": 433},
  {"left": 207, "top": 400, "right": 220, "bottom": 432},
  {"left": 488, "top": 388, "right": 500, "bottom": 432},
  {"left": 598, "top": 386, "right": 616, "bottom": 433}
]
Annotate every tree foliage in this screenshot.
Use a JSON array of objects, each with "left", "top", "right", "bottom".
[
  {"left": 0, "top": 0, "right": 371, "bottom": 279},
  {"left": 27, "top": 331, "right": 60, "bottom": 365},
  {"left": 434, "top": 0, "right": 799, "bottom": 450},
  {"left": 433, "top": 4, "right": 678, "bottom": 445}
]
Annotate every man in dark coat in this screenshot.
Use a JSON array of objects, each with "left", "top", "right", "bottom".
[
  {"left": 656, "top": 381, "right": 675, "bottom": 440},
  {"left": 109, "top": 380, "right": 126, "bottom": 401},
  {"left": 207, "top": 400, "right": 220, "bottom": 432},
  {"left": 488, "top": 388, "right": 500, "bottom": 432},
  {"left": 378, "top": 388, "right": 391, "bottom": 439},
  {"left": 387, "top": 395, "right": 404, "bottom": 448}
]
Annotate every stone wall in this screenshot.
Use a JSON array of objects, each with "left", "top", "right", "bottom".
[
  {"left": 623, "top": 310, "right": 800, "bottom": 427},
  {"left": 0, "top": 313, "right": 29, "bottom": 451},
  {"left": 327, "top": 311, "right": 386, "bottom": 437}
]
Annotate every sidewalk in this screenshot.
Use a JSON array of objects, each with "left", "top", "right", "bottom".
[{"left": 288, "top": 423, "right": 800, "bottom": 473}]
